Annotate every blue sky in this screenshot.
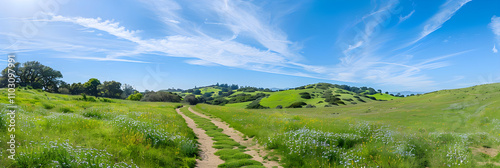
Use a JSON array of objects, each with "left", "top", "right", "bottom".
[{"left": 1, "top": 0, "right": 500, "bottom": 92}]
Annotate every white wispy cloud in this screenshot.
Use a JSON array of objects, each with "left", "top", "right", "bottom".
[
  {"left": 58, "top": 56, "right": 150, "bottom": 63},
  {"left": 13, "top": 0, "right": 470, "bottom": 91},
  {"left": 47, "top": 9, "right": 302, "bottom": 75},
  {"left": 399, "top": 10, "right": 415, "bottom": 23},
  {"left": 490, "top": 16, "right": 500, "bottom": 54},
  {"left": 343, "top": 41, "right": 363, "bottom": 54},
  {"left": 489, "top": 15, "right": 500, "bottom": 37},
  {"left": 50, "top": 14, "right": 142, "bottom": 43},
  {"left": 330, "top": 0, "right": 472, "bottom": 89},
  {"left": 416, "top": 0, "right": 472, "bottom": 43}
]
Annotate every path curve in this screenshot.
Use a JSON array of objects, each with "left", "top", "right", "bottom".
[
  {"left": 188, "top": 107, "right": 282, "bottom": 168},
  {"left": 176, "top": 108, "right": 223, "bottom": 168}
]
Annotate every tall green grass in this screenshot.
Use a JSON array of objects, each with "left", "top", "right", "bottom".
[{"left": 0, "top": 88, "right": 198, "bottom": 167}]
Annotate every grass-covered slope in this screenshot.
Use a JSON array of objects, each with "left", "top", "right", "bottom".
[
  {"left": 192, "top": 83, "right": 500, "bottom": 167},
  {"left": 0, "top": 88, "right": 198, "bottom": 167},
  {"left": 259, "top": 84, "right": 398, "bottom": 108}
]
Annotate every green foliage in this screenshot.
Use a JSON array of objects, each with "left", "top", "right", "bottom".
[
  {"left": 127, "top": 91, "right": 143, "bottom": 101},
  {"left": 193, "top": 89, "right": 201, "bottom": 95},
  {"left": 184, "top": 94, "right": 198, "bottom": 105},
  {"left": 98, "top": 81, "right": 123, "bottom": 98},
  {"left": 83, "top": 78, "right": 101, "bottom": 96},
  {"left": 211, "top": 97, "right": 229, "bottom": 105},
  {"left": 59, "top": 106, "right": 74, "bottom": 113},
  {"left": 0, "top": 88, "right": 194, "bottom": 167},
  {"left": 275, "top": 105, "right": 283, "bottom": 109},
  {"left": 101, "top": 98, "right": 112, "bottom": 103},
  {"left": 5, "top": 61, "right": 63, "bottom": 92},
  {"left": 305, "top": 104, "right": 316, "bottom": 108},
  {"left": 57, "top": 87, "right": 70, "bottom": 94},
  {"left": 228, "top": 93, "right": 268, "bottom": 104},
  {"left": 141, "top": 91, "right": 181, "bottom": 102},
  {"left": 246, "top": 98, "right": 269, "bottom": 109},
  {"left": 82, "top": 110, "right": 105, "bottom": 119},
  {"left": 286, "top": 102, "right": 307, "bottom": 108},
  {"left": 70, "top": 82, "right": 85, "bottom": 95},
  {"left": 120, "top": 84, "right": 135, "bottom": 99},
  {"left": 81, "top": 93, "right": 87, "bottom": 100},
  {"left": 299, "top": 92, "right": 311, "bottom": 99},
  {"left": 42, "top": 103, "right": 55, "bottom": 109}
]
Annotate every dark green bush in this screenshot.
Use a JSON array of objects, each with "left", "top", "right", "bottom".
[
  {"left": 42, "top": 103, "right": 55, "bottom": 109},
  {"left": 299, "top": 92, "right": 311, "bottom": 99},
  {"left": 286, "top": 102, "right": 307, "bottom": 108},
  {"left": 305, "top": 104, "right": 316, "bottom": 108},
  {"left": 59, "top": 107, "right": 74, "bottom": 113}
]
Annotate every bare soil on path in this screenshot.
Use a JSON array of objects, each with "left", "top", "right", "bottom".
[
  {"left": 188, "top": 107, "right": 282, "bottom": 168},
  {"left": 176, "top": 108, "right": 223, "bottom": 168}
]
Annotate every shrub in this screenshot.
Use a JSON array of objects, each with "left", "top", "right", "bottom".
[
  {"left": 211, "top": 97, "right": 229, "bottom": 105},
  {"left": 286, "top": 102, "right": 307, "bottom": 108},
  {"left": 342, "top": 98, "right": 353, "bottom": 101},
  {"left": 305, "top": 104, "right": 316, "bottom": 108},
  {"left": 127, "top": 91, "right": 143, "bottom": 101},
  {"left": 86, "top": 97, "right": 97, "bottom": 102},
  {"left": 246, "top": 98, "right": 269, "bottom": 109},
  {"left": 141, "top": 91, "right": 181, "bottom": 102},
  {"left": 101, "top": 98, "right": 112, "bottom": 103},
  {"left": 59, "top": 106, "right": 74, "bottom": 113},
  {"left": 0, "top": 113, "right": 4, "bottom": 129},
  {"left": 184, "top": 94, "right": 198, "bottom": 105},
  {"left": 42, "top": 103, "right": 55, "bottom": 109},
  {"left": 81, "top": 93, "right": 87, "bottom": 101},
  {"left": 58, "top": 88, "right": 70, "bottom": 94},
  {"left": 299, "top": 92, "right": 311, "bottom": 99},
  {"left": 82, "top": 110, "right": 104, "bottom": 119}
]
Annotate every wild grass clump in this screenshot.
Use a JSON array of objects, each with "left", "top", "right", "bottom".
[
  {"left": 0, "top": 109, "right": 5, "bottom": 130},
  {"left": 82, "top": 109, "right": 105, "bottom": 119},
  {"left": 59, "top": 106, "right": 74, "bottom": 113},
  {"left": 42, "top": 103, "right": 55, "bottom": 109},
  {"left": 16, "top": 140, "right": 138, "bottom": 168},
  {"left": 112, "top": 116, "right": 197, "bottom": 156},
  {"left": 266, "top": 128, "right": 363, "bottom": 166}
]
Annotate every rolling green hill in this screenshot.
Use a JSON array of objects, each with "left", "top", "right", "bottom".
[
  {"left": 179, "top": 83, "right": 400, "bottom": 109},
  {"left": 259, "top": 83, "right": 399, "bottom": 108}
]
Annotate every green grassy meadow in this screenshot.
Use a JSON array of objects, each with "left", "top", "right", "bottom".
[
  {"left": 0, "top": 88, "right": 198, "bottom": 167},
  {"left": 0, "top": 83, "right": 499, "bottom": 167},
  {"left": 192, "top": 83, "right": 500, "bottom": 167}
]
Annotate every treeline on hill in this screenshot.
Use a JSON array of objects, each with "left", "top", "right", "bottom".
[
  {"left": 181, "top": 83, "right": 274, "bottom": 107},
  {"left": 297, "top": 83, "right": 380, "bottom": 95},
  {"left": 0, "top": 61, "right": 181, "bottom": 103}
]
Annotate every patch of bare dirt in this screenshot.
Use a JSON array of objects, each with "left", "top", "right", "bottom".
[{"left": 471, "top": 146, "right": 498, "bottom": 157}]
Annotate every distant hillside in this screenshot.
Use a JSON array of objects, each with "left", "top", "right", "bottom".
[{"left": 178, "top": 82, "right": 400, "bottom": 109}]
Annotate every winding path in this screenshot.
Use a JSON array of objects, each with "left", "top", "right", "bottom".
[
  {"left": 176, "top": 108, "right": 223, "bottom": 168},
  {"left": 188, "top": 107, "right": 282, "bottom": 168}
]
